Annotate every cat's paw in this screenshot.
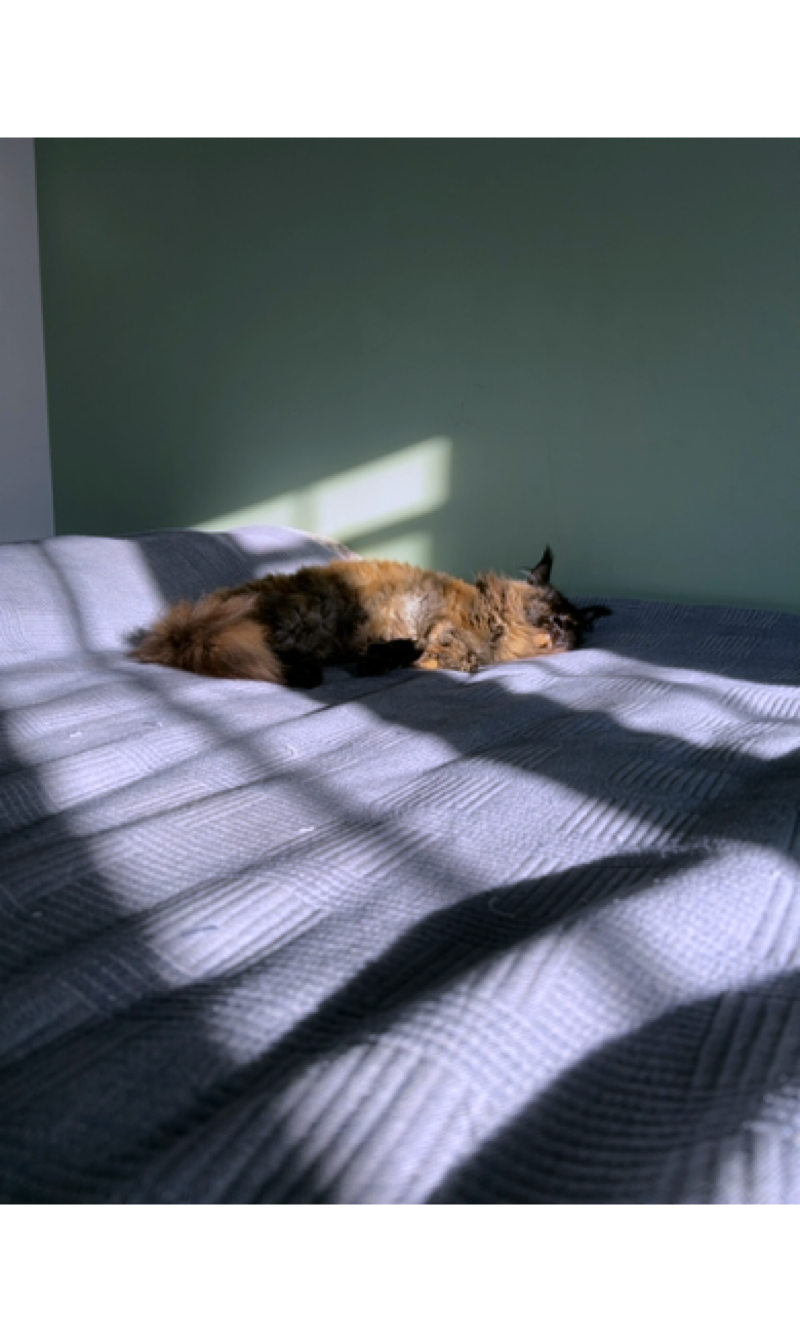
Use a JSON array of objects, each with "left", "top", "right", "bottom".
[
  {"left": 355, "top": 639, "right": 421, "bottom": 677},
  {"left": 279, "top": 652, "right": 324, "bottom": 688}
]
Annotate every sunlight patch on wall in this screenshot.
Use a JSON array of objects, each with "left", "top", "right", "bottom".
[
  {"left": 194, "top": 438, "right": 451, "bottom": 551},
  {"left": 356, "top": 531, "right": 434, "bottom": 568}
]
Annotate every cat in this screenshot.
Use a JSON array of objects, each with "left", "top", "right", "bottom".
[{"left": 131, "top": 546, "right": 609, "bottom": 688}]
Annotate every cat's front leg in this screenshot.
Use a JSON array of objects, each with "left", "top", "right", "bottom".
[
  {"left": 278, "top": 650, "right": 325, "bottom": 688},
  {"left": 354, "top": 639, "right": 422, "bottom": 677},
  {"left": 415, "top": 624, "right": 480, "bottom": 672}
]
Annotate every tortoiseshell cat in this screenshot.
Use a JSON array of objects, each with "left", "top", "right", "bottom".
[{"left": 132, "top": 546, "right": 609, "bottom": 687}]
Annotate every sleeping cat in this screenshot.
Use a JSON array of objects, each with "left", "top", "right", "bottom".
[{"left": 131, "top": 546, "right": 609, "bottom": 688}]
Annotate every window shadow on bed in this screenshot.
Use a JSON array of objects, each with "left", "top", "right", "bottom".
[
  {"left": 89, "top": 655, "right": 800, "bottom": 1198},
  {"left": 300, "top": 669, "right": 800, "bottom": 864},
  {"left": 96, "top": 851, "right": 701, "bottom": 1202},
  {"left": 429, "top": 968, "right": 800, "bottom": 1203},
  {"left": 579, "top": 595, "right": 800, "bottom": 688},
  {"left": 131, "top": 528, "right": 352, "bottom": 604},
  {"left": 128, "top": 523, "right": 800, "bottom": 871},
  {"left": 0, "top": 703, "right": 244, "bottom": 1203},
  {"left": 4, "top": 533, "right": 800, "bottom": 1201},
  {"left": 0, "top": 703, "right": 375, "bottom": 1207}
]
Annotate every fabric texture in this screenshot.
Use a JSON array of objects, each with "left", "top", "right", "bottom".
[{"left": 1, "top": 525, "right": 800, "bottom": 1203}]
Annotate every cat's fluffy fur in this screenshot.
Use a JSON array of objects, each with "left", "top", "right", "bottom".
[{"left": 131, "top": 547, "right": 608, "bottom": 687}]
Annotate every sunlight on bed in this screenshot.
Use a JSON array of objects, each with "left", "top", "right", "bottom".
[{"left": 501, "top": 651, "right": 800, "bottom": 761}]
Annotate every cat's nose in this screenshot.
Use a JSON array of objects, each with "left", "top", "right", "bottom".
[{"left": 551, "top": 621, "right": 579, "bottom": 649}]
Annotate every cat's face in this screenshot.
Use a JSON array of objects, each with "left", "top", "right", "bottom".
[
  {"left": 525, "top": 587, "right": 586, "bottom": 650},
  {"left": 521, "top": 547, "right": 609, "bottom": 652}
]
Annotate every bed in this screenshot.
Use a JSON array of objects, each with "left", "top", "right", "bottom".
[{"left": 1, "top": 524, "right": 800, "bottom": 1203}]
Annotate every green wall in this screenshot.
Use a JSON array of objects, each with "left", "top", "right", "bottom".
[{"left": 36, "top": 139, "right": 800, "bottom": 609}]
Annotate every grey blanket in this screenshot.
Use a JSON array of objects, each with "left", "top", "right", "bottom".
[{"left": 2, "top": 526, "right": 800, "bottom": 1203}]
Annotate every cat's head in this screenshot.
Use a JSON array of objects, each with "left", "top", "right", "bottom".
[{"left": 519, "top": 546, "right": 610, "bottom": 651}]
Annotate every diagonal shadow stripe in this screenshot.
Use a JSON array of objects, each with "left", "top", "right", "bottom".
[{"left": 429, "top": 968, "right": 800, "bottom": 1204}]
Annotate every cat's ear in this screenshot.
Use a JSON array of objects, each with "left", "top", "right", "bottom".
[{"left": 521, "top": 546, "right": 554, "bottom": 587}]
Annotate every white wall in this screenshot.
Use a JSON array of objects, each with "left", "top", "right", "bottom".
[{"left": 0, "top": 138, "right": 53, "bottom": 541}]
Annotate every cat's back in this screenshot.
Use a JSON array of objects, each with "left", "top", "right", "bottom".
[
  {"left": 328, "top": 558, "right": 470, "bottom": 604},
  {"left": 241, "top": 557, "right": 475, "bottom": 649},
  {"left": 326, "top": 558, "right": 475, "bottom": 641}
]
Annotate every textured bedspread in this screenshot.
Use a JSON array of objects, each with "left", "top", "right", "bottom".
[{"left": 2, "top": 526, "right": 800, "bottom": 1203}]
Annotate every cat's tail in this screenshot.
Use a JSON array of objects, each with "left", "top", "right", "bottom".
[{"left": 130, "top": 591, "right": 285, "bottom": 682}]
